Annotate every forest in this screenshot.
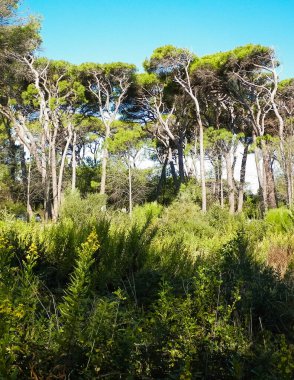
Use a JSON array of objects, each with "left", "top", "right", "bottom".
[{"left": 0, "top": 1, "right": 294, "bottom": 379}]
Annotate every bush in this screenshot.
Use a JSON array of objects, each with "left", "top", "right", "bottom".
[
  {"left": 59, "top": 189, "right": 107, "bottom": 225},
  {"left": 265, "top": 207, "right": 294, "bottom": 233},
  {"left": 0, "top": 204, "right": 294, "bottom": 378}
]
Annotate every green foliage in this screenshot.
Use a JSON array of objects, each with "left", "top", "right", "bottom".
[
  {"left": 59, "top": 230, "right": 99, "bottom": 343},
  {"left": 265, "top": 207, "right": 294, "bottom": 233},
  {"left": 107, "top": 162, "right": 154, "bottom": 208},
  {"left": 108, "top": 122, "right": 147, "bottom": 167},
  {"left": 0, "top": 206, "right": 294, "bottom": 378},
  {"left": 191, "top": 44, "right": 273, "bottom": 72},
  {"left": 59, "top": 189, "right": 107, "bottom": 225},
  {"left": 143, "top": 44, "right": 197, "bottom": 80}
]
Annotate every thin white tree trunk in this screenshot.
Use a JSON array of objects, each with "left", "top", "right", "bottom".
[
  {"left": 72, "top": 130, "right": 77, "bottom": 192},
  {"left": 199, "top": 121, "right": 207, "bottom": 212},
  {"left": 128, "top": 157, "right": 132, "bottom": 216},
  {"left": 27, "top": 159, "right": 33, "bottom": 221},
  {"left": 225, "top": 150, "right": 235, "bottom": 214},
  {"left": 100, "top": 126, "right": 110, "bottom": 195},
  {"left": 57, "top": 127, "right": 73, "bottom": 209}
]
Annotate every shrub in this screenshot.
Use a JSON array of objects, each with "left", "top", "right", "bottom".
[{"left": 59, "top": 189, "right": 107, "bottom": 225}]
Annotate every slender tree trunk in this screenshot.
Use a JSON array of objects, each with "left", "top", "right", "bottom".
[
  {"left": 72, "top": 130, "right": 77, "bottom": 192},
  {"left": 212, "top": 164, "right": 217, "bottom": 197},
  {"left": 168, "top": 146, "right": 178, "bottom": 188},
  {"left": 270, "top": 75, "right": 292, "bottom": 205},
  {"left": 217, "top": 154, "right": 223, "bottom": 206},
  {"left": 175, "top": 68, "right": 206, "bottom": 211},
  {"left": 225, "top": 149, "right": 235, "bottom": 214},
  {"left": 51, "top": 144, "right": 58, "bottom": 222},
  {"left": 57, "top": 128, "right": 73, "bottom": 212},
  {"left": 157, "top": 154, "right": 168, "bottom": 198},
  {"left": 100, "top": 146, "right": 108, "bottom": 195},
  {"left": 278, "top": 138, "right": 292, "bottom": 206},
  {"left": 19, "top": 147, "right": 33, "bottom": 220},
  {"left": 100, "top": 127, "right": 110, "bottom": 195},
  {"left": 253, "top": 134, "right": 267, "bottom": 211},
  {"left": 220, "top": 176, "right": 224, "bottom": 209},
  {"left": 199, "top": 120, "right": 207, "bottom": 212},
  {"left": 177, "top": 135, "right": 185, "bottom": 184},
  {"left": 213, "top": 156, "right": 220, "bottom": 200},
  {"left": 261, "top": 140, "right": 277, "bottom": 209},
  {"left": 262, "top": 165, "right": 268, "bottom": 213},
  {"left": 128, "top": 158, "right": 132, "bottom": 216},
  {"left": 20, "top": 146, "right": 27, "bottom": 187},
  {"left": 40, "top": 133, "right": 51, "bottom": 221},
  {"left": 44, "top": 178, "right": 51, "bottom": 221},
  {"left": 192, "top": 129, "right": 198, "bottom": 182},
  {"left": 237, "top": 142, "right": 249, "bottom": 213},
  {"left": 26, "top": 159, "right": 33, "bottom": 221},
  {"left": 286, "top": 162, "right": 293, "bottom": 206},
  {"left": 3, "top": 119, "right": 18, "bottom": 193}
]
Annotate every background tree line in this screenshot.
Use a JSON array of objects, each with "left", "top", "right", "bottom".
[{"left": 1, "top": 1, "right": 294, "bottom": 220}]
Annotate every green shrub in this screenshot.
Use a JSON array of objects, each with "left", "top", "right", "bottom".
[
  {"left": 60, "top": 189, "right": 107, "bottom": 225},
  {"left": 265, "top": 207, "right": 294, "bottom": 233}
]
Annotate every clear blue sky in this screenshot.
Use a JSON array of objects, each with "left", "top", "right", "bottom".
[{"left": 19, "top": 0, "right": 294, "bottom": 78}]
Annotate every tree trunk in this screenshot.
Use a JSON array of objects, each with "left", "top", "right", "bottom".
[
  {"left": 40, "top": 133, "right": 51, "bottom": 221},
  {"left": 20, "top": 146, "right": 27, "bottom": 187},
  {"left": 100, "top": 127, "right": 110, "bottom": 195},
  {"left": 3, "top": 119, "right": 18, "bottom": 192},
  {"left": 270, "top": 79, "right": 292, "bottom": 205},
  {"left": 19, "top": 147, "right": 33, "bottom": 220},
  {"left": 26, "top": 159, "right": 33, "bottom": 221},
  {"left": 192, "top": 129, "right": 198, "bottom": 182},
  {"left": 175, "top": 69, "right": 206, "bottom": 211},
  {"left": 72, "top": 130, "right": 77, "bottom": 192},
  {"left": 253, "top": 134, "right": 267, "bottom": 211},
  {"left": 212, "top": 167, "right": 217, "bottom": 197},
  {"left": 157, "top": 154, "right": 168, "bottom": 198},
  {"left": 217, "top": 154, "right": 223, "bottom": 206},
  {"left": 56, "top": 132, "right": 72, "bottom": 216},
  {"left": 286, "top": 162, "right": 293, "bottom": 206},
  {"left": 213, "top": 159, "right": 219, "bottom": 198},
  {"left": 128, "top": 158, "right": 132, "bottom": 216},
  {"left": 51, "top": 144, "right": 58, "bottom": 222},
  {"left": 168, "top": 146, "right": 178, "bottom": 188},
  {"left": 220, "top": 176, "right": 224, "bottom": 209},
  {"left": 177, "top": 135, "right": 185, "bottom": 184},
  {"left": 225, "top": 150, "right": 235, "bottom": 214},
  {"left": 237, "top": 142, "right": 249, "bottom": 213},
  {"left": 199, "top": 120, "right": 207, "bottom": 212},
  {"left": 44, "top": 178, "right": 51, "bottom": 221},
  {"left": 278, "top": 138, "right": 291, "bottom": 206},
  {"left": 261, "top": 140, "right": 277, "bottom": 209}
]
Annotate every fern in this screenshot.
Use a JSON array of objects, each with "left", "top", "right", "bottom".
[{"left": 59, "top": 230, "right": 99, "bottom": 343}]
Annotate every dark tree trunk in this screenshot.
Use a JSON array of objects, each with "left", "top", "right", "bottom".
[
  {"left": 261, "top": 140, "right": 277, "bottom": 209},
  {"left": 157, "top": 155, "right": 168, "bottom": 198},
  {"left": 44, "top": 179, "right": 52, "bottom": 221},
  {"left": 237, "top": 142, "right": 249, "bottom": 213},
  {"left": 168, "top": 147, "right": 178, "bottom": 189}
]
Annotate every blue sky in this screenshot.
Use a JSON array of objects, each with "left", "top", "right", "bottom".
[{"left": 19, "top": 0, "right": 294, "bottom": 79}]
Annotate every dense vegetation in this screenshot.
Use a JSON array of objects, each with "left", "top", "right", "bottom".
[
  {"left": 0, "top": 1, "right": 294, "bottom": 378},
  {"left": 1, "top": 194, "right": 294, "bottom": 379}
]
